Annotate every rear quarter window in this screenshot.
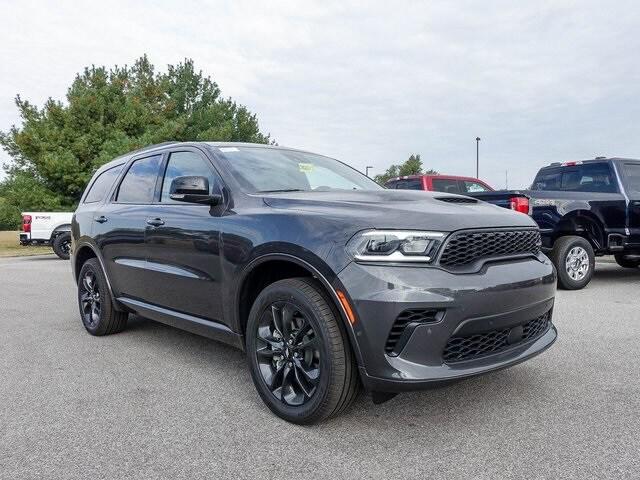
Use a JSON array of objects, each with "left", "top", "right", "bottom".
[
  {"left": 116, "top": 155, "right": 163, "bottom": 203},
  {"left": 84, "top": 165, "right": 123, "bottom": 203}
]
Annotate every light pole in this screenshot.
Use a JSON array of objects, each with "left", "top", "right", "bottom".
[
  {"left": 475, "top": 137, "right": 481, "bottom": 178},
  {"left": 365, "top": 166, "right": 373, "bottom": 177}
]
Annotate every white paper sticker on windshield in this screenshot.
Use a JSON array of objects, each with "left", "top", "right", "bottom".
[
  {"left": 298, "top": 162, "right": 314, "bottom": 173},
  {"left": 219, "top": 147, "right": 239, "bottom": 152}
]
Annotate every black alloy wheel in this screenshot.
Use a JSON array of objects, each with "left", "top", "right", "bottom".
[
  {"left": 246, "top": 278, "right": 359, "bottom": 424},
  {"left": 255, "top": 302, "right": 321, "bottom": 406},
  {"left": 76, "top": 258, "right": 128, "bottom": 335},
  {"left": 79, "top": 269, "right": 101, "bottom": 329}
]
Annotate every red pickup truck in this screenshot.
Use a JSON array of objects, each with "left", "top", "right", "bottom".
[
  {"left": 384, "top": 174, "right": 493, "bottom": 194},
  {"left": 384, "top": 174, "right": 532, "bottom": 215}
]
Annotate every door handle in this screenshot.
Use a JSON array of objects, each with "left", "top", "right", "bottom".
[
  {"left": 146, "top": 218, "right": 165, "bottom": 227},
  {"left": 95, "top": 215, "right": 108, "bottom": 223}
]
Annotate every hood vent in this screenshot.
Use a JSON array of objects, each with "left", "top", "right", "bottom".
[{"left": 436, "top": 196, "right": 478, "bottom": 204}]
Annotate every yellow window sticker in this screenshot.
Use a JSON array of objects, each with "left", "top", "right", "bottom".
[{"left": 298, "top": 163, "right": 314, "bottom": 173}]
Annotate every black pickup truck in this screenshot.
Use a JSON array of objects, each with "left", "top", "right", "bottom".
[{"left": 469, "top": 158, "right": 640, "bottom": 289}]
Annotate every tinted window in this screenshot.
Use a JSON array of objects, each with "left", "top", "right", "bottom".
[
  {"left": 533, "top": 163, "right": 616, "bottom": 192},
  {"left": 401, "top": 179, "right": 423, "bottom": 190},
  {"left": 161, "top": 151, "right": 217, "bottom": 203},
  {"left": 216, "top": 146, "right": 381, "bottom": 192},
  {"left": 432, "top": 178, "right": 461, "bottom": 193},
  {"left": 533, "top": 170, "right": 561, "bottom": 190},
  {"left": 116, "top": 155, "right": 163, "bottom": 203},
  {"left": 84, "top": 165, "right": 122, "bottom": 203},
  {"left": 462, "top": 181, "right": 490, "bottom": 193},
  {"left": 385, "top": 181, "right": 398, "bottom": 189},
  {"left": 622, "top": 163, "right": 640, "bottom": 194}
]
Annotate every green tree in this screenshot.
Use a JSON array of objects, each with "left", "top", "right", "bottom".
[
  {"left": 0, "top": 55, "right": 271, "bottom": 208},
  {"left": 0, "top": 197, "right": 22, "bottom": 230},
  {"left": 374, "top": 154, "right": 438, "bottom": 184}
]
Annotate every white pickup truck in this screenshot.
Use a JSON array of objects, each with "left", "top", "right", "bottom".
[{"left": 19, "top": 212, "right": 73, "bottom": 259}]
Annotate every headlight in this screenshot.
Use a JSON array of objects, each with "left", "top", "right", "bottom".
[{"left": 347, "top": 230, "right": 445, "bottom": 262}]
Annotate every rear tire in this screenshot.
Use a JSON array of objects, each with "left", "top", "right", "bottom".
[
  {"left": 614, "top": 253, "right": 640, "bottom": 268},
  {"left": 246, "top": 277, "right": 359, "bottom": 424},
  {"left": 52, "top": 232, "right": 71, "bottom": 260},
  {"left": 77, "top": 258, "right": 128, "bottom": 335},
  {"left": 550, "top": 235, "right": 595, "bottom": 290}
]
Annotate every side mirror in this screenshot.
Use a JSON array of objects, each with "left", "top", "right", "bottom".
[{"left": 169, "top": 176, "right": 221, "bottom": 205}]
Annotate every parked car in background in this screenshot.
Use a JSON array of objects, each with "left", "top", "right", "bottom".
[
  {"left": 71, "top": 142, "right": 556, "bottom": 424},
  {"left": 468, "top": 158, "right": 640, "bottom": 290},
  {"left": 384, "top": 174, "right": 493, "bottom": 194},
  {"left": 20, "top": 212, "right": 73, "bottom": 259}
]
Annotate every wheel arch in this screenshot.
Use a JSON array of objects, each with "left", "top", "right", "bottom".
[
  {"left": 552, "top": 210, "right": 606, "bottom": 252},
  {"left": 50, "top": 223, "right": 72, "bottom": 240},
  {"left": 73, "top": 241, "right": 123, "bottom": 311},
  {"left": 236, "top": 253, "right": 364, "bottom": 366}
]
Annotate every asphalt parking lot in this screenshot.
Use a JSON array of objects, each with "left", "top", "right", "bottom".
[{"left": 1, "top": 256, "right": 639, "bottom": 479}]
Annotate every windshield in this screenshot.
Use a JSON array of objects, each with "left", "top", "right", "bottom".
[{"left": 213, "top": 146, "right": 383, "bottom": 193}]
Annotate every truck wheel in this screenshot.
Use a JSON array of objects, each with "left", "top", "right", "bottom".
[
  {"left": 52, "top": 232, "right": 72, "bottom": 260},
  {"left": 614, "top": 254, "right": 640, "bottom": 268},
  {"left": 550, "top": 236, "right": 595, "bottom": 290},
  {"left": 246, "top": 278, "right": 360, "bottom": 424},
  {"left": 77, "top": 258, "right": 128, "bottom": 335}
]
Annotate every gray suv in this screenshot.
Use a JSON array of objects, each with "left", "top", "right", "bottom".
[{"left": 71, "top": 142, "right": 557, "bottom": 423}]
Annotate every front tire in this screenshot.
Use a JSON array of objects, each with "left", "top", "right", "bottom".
[
  {"left": 52, "top": 232, "right": 71, "bottom": 260},
  {"left": 77, "top": 258, "right": 128, "bottom": 335},
  {"left": 614, "top": 253, "right": 640, "bottom": 268},
  {"left": 246, "top": 278, "right": 359, "bottom": 424},
  {"left": 550, "top": 235, "right": 595, "bottom": 290}
]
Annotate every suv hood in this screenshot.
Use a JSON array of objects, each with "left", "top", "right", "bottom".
[{"left": 262, "top": 190, "right": 537, "bottom": 231}]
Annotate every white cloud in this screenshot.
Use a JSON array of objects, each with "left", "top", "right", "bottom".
[{"left": 1, "top": 0, "right": 640, "bottom": 187}]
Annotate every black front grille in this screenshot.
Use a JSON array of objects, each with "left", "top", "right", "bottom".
[
  {"left": 438, "top": 229, "right": 541, "bottom": 268},
  {"left": 442, "top": 312, "right": 551, "bottom": 363},
  {"left": 436, "top": 197, "right": 478, "bottom": 204},
  {"left": 385, "top": 309, "right": 441, "bottom": 355}
]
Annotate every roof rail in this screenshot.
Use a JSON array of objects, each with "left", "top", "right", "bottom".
[{"left": 129, "top": 141, "right": 178, "bottom": 155}]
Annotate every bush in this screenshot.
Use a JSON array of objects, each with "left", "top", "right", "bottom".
[{"left": 0, "top": 198, "right": 21, "bottom": 230}]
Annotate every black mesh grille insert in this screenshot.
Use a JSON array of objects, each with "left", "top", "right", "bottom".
[
  {"left": 436, "top": 197, "right": 478, "bottom": 204},
  {"left": 442, "top": 311, "right": 551, "bottom": 363},
  {"left": 439, "top": 229, "right": 541, "bottom": 268},
  {"left": 385, "top": 309, "right": 440, "bottom": 355}
]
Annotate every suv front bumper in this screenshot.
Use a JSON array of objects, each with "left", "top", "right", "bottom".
[{"left": 336, "top": 255, "right": 557, "bottom": 392}]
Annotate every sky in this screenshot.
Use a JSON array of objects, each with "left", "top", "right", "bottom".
[{"left": 1, "top": 0, "right": 640, "bottom": 188}]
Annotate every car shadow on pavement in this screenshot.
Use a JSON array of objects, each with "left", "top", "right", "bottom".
[
  {"left": 121, "top": 314, "right": 551, "bottom": 427},
  {"left": 593, "top": 265, "right": 640, "bottom": 282}
]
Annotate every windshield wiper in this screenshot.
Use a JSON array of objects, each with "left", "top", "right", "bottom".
[{"left": 258, "top": 188, "right": 306, "bottom": 193}]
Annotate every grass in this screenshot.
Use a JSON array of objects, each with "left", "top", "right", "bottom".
[{"left": 0, "top": 231, "right": 53, "bottom": 257}]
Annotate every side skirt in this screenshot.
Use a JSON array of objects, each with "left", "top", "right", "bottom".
[{"left": 117, "top": 297, "right": 245, "bottom": 350}]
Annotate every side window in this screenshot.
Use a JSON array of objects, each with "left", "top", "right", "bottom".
[
  {"left": 463, "top": 181, "right": 489, "bottom": 193},
  {"left": 622, "top": 163, "right": 640, "bottom": 194},
  {"left": 432, "top": 178, "right": 461, "bottom": 193},
  {"left": 574, "top": 163, "right": 616, "bottom": 193},
  {"left": 404, "top": 179, "right": 423, "bottom": 190},
  {"left": 116, "top": 154, "right": 163, "bottom": 203},
  {"left": 84, "top": 165, "right": 122, "bottom": 203},
  {"left": 161, "top": 151, "right": 218, "bottom": 203},
  {"left": 385, "top": 181, "right": 397, "bottom": 189}
]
